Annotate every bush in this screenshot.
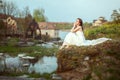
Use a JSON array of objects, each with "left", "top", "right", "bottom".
[{"left": 41, "top": 34, "right": 51, "bottom": 42}]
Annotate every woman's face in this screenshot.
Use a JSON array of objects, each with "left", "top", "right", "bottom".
[{"left": 76, "top": 19, "right": 80, "bottom": 26}]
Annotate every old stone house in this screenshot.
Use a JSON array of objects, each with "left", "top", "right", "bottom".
[
  {"left": 93, "top": 17, "right": 107, "bottom": 26},
  {"left": 38, "top": 22, "right": 59, "bottom": 38}
]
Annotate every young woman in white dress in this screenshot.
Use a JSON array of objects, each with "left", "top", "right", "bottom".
[{"left": 60, "top": 18, "right": 111, "bottom": 49}]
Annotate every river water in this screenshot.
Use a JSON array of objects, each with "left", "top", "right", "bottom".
[
  {"left": 59, "top": 30, "right": 69, "bottom": 40},
  {"left": 28, "top": 56, "right": 57, "bottom": 74},
  {"left": 0, "top": 55, "right": 57, "bottom": 74},
  {"left": 0, "top": 30, "right": 69, "bottom": 74}
]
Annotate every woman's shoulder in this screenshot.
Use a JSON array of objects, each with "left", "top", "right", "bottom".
[{"left": 77, "top": 26, "right": 82, "bottom": 28}]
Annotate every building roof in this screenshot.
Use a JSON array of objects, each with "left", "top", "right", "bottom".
[
  {"left": 0, "top": 13, "right": 16, "bottom": 22},
  {"left": 38, "top": 22, "right": 57, "bottom": 30}
]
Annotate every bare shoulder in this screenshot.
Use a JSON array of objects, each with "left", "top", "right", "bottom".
[
  {"left": 78, "top": 26, "right": 82, "bottom": 31},
  {"left": 78, "top": 26, "right": 82, "bottom": 28}
]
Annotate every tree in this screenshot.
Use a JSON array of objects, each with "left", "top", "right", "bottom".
[
  {"left": 17, "top": 6, "right": 32, "bottom": 37},
  {"left": 33, "top": 8, "right": 47, "bottom": 22},
  {"left": 0, "top": 0, "right": 3, "bottom": 13},
  {"left": 111, "top": 9, "right": 120, "bottom": 22},
  {"left": 83, "top": 22, "right": 92, "bottom": 28},
  {"left": 2, "top": 0, "right": 18, "bottom": 17}
]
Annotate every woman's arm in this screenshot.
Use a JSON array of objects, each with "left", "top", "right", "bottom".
[
  {"left": 71, "top": 26, "right": 82, "bottom": 32},
  {"left": 71, "top": 23, "right": 76, "bottom": 32}
]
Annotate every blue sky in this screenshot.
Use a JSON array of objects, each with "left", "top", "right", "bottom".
[{"left": 6, "top": 0, "right": 120, "bottom": 22}]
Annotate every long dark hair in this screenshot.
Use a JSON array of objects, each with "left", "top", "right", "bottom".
[{"left": 77, "top": 18, "right": 84, "bottom": 31}]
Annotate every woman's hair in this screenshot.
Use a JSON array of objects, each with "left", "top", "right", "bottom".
[{"left": 77, "top": 18, "right": 84, "bottom": 31}]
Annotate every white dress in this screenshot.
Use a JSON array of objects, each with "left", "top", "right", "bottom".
[{"left": 64, "top": 30, "right": 111, "bottom": 46}]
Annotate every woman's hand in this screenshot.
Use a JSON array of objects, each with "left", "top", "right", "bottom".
[
  {"left": 71, "top": 30, "right": 75, "bottom": 33},
  {"left": 71, "top": 22, "right": 76, "bottom": 32},
  {"left": 74, "top": 22, "right": 77, "bottom": 27}
]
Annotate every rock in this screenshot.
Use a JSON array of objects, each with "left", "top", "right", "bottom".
[
  {"left": 27, "top": 42, "right": 35, "bottom": 46},
  {"left": 18, "top": 53, "right": 26, "bottom": 58},
  {"left": 22, "top": 63, "right": 30, "bottom": 67},
  {"left": 0, "top": 53, "right": 5, "bottom": 60},
  {"left": 52, "top": 73, "right": 62, "bottom": 80},
  {"left": 21, "top": 56, "right": 35, "bottom": 60},
  {"left": 57, "top": 40, "right": 120, "bottom": 80},
  {"left": 18, "top": 74, "right": 29, "bottom": 78},
  {"left": 16, "top": 41, "right": 28, "bottom": 47},
  {"left": 16, "top": 41, "right": 35, "bottom": 47},
  {"left": 0, "top": 53, "right": 4, "bottom": 56},
  {"left": 84, "top": 56, "right": 90, "bottom": 61}
]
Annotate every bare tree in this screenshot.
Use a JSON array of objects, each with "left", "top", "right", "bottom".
[
  {"left": 2, "top": 0, "right": 18, "bottom": 17},
  {"left": 0, "top": 0, "right": 3, "bottom": 13},
  {"left": 24, "top": 6, "right": 30, "bottom": 17}
]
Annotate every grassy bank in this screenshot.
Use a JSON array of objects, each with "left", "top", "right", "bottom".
[
  {"left": 0, "top": 38, "right": 58, "bottom": 57},
  {"left": 84, "top": 24, "right": 120, "bottom": 40},
  {"left": 0, "top": 45, "right": 58, "bottom": 57},
  {"left": 0, "top": 72, "right": 53, "bottom": 79}
]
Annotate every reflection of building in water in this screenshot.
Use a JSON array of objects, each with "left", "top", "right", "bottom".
[
  {"left": 93, "top": 17, "right": 107, "bottom": 26},
  {"left": 38, "top": 22, "right": 59, "bottom": 38}
]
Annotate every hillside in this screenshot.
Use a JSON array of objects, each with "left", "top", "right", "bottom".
[{"left": 84, "top": 23, "right": 120, "bottom": 40}]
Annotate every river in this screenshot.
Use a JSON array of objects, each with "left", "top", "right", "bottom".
[
  {"left": 0, "top": 55, "right": 57, "bottom": 74},
  {"left": 58, "top": 30, "right": 69, "bottom": 40}
]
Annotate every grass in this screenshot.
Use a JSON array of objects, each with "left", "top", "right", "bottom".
[
  {"left": 84, "top": 23, "right": 120, "bottom": 40},
  {"left": 57, "top": 40, "right": 120, "bottom": 80},
  {"left": 28, "top": 73, "right": 52, "bottom": 79},
  {"left": 0, "top": 71, "right": 27, "bottom": 77},
  {"left": 0, "top": 45, "right": 58, "bottom": 57},
  {"left": 0, "top": 37, "right": 59, "bottom": 57},
  {"left": 0, "top": 71, "right": 54, "bottom": 79}
]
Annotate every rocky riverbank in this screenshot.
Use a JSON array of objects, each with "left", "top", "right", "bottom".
[
  {"left": 0, "top": 76, "right": 46, "bottom": 80},
  {"left": 57, "top": 40, "right": 120, "bottom": 80}
]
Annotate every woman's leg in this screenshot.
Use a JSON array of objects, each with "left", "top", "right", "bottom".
[
  {"left": 65, "top": 45, "right": 69, "bottom": 48},
  {"left": 60, "top": 42, "right": 71, "bottom": 49},
  {"left": 60, "top": 42, "right": 68, "bottom": 49}
]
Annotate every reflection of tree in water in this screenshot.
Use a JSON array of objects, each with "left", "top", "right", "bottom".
[{"left": 26, "top": 19, "right": 41, "bottom": 39}]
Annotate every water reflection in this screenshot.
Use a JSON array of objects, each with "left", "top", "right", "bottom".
[
  {"left": 29, "top": 56, "right": 57, "bottom": 74},
  {"left": 0, "top": 55, "right": 57, "bottom": 74}
]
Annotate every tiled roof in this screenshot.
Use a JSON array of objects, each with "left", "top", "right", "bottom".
[{"left": 38, "top": 22, "right": 57, "bottom": 30}]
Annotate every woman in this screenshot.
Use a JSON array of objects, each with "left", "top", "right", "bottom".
[{"left": 60, "top": 18, "right": 111, "bottom": 49}]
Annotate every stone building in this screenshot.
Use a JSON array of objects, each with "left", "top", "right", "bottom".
[
  {"left": 38, "top": 22, "right": 59, "bottom": 38},
  {"left": 93, "top": 17, "right": 107, "bottom": 26}
]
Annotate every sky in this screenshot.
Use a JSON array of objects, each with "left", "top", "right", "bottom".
[{"left": 6, "top": 0, "right": 120, "bottom": 22}]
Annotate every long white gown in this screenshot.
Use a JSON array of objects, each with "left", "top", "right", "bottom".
[{"left": 64, "top": 30, "right": 111, "bottom": 46}]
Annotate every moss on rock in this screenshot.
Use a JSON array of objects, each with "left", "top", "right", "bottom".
[{"left": 57, "top": 40, "right": 120, "bottom": 80}]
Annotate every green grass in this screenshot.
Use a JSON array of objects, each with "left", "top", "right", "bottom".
[
  {"left": 0, "top": 71, "right": 53, "bottom": 79},
  {"left": 84, "top": 23, "right": 120, "bottom": 40},
  {"left": 57, "top": 40, "right": 120, "bottom": 80},
  {"left": 0, "top": 72, "right": 27, "bottom": 77},
  {"left": 28, "top": 73, "right": 52, "bottom": 79},
  {"left": 0, "top": 45, "right": 58, "bottom": 57},
  {"left": 0, "top": 37, "right": 59, "bottom": 57}
]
